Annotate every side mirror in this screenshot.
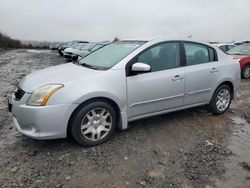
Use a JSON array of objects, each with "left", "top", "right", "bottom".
[{"left": 131, "top": 62, "right": 151, "bottom": 73}]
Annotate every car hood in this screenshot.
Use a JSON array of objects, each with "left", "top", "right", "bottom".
[
  {"left": 64, "top": 48, "right": 74, "bottom": 53},
  {"left": 74, "top": 50, "right": 90, "bottom": 57},
  {"left": 70, "top": 49, "right": 81, "bottom": 54},
  {"left": 19, "top": 63, "right": 100, "bottom": 93}
]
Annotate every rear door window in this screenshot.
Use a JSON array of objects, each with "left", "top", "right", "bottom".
[{"left": 184, "top": 43, "right": 210, "bottom": 66}]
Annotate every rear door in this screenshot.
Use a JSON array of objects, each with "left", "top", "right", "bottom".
[{"left": 183, "top": 42, "right": 220, "bottom": 106}]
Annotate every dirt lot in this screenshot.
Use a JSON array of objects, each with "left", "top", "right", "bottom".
[{"left": 0, "top": 49, "right": 249, "bottom": 188}]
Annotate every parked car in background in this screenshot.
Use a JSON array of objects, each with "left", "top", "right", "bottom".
[
  {"left": 212, "top": 43, "right": 236, "bottom": 53},
  {"left": 71, "top": 41, "right": 111, "bottom": 61},
  {"left": 235, "top": 41, "right": 250, "bottom": 46},
  {"left": 63, "top": 42, "right": 90, "bottom": 61},
  {"left": 8, "top": 38, "right": 240, "bottom": 146},
  {"left": 227, "top": 43, "right": 250, "bottom": 79},
  {"left": 58, "top": 41, "right": 88, "bottom": 56},
  {"left": 50, "top": 43, "right": 63, "bottom": 50}
]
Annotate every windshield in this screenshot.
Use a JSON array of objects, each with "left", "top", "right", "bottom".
[
  {"left": 67, "top": 41, "right": 75, "bottom": 47},
  {"left": 79, "top": 41, "right": 145, "bottom": 69},
  {"left": 227, "top": 44, "right": 250, "bottom": 55},
  {"left": 72, "top": 43, "right": 88, "bottom": 50},
  {"left": 70, "top": 42, "right": 82, "bottom": 48},
  {"left": 79, "top": 43, "right": 96, "bottom": 50}
]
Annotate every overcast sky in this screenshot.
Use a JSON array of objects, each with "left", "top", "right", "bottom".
[{"left": 0, "top": 0, "right": 250, "bottom": 42}]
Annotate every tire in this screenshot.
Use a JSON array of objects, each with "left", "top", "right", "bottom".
[
  {"left": 72, "top": 55, "right": 78, "bottom": 61},
  {"left": 208, "top": 85, "right": 232, "bottom": 115},
  {"left": 69, "top": 101, "right": 117, "bottom": 147},
  {"left": 242, "top": 64, "right": 250, "bottom": 79}
]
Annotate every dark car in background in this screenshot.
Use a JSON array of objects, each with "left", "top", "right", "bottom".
[{"left": 49, "top": 43, "right": 63, "bottom": 50}]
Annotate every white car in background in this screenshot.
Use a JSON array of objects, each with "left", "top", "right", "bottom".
[
  {"left": 63, "top": 42, "right": 89, "bottom": 61},
  {"left": 72, "top": 42, "right": 111, "bottom": 61},
  {"left": 212, "top": 43, "right": 237, "bottom": 53}
]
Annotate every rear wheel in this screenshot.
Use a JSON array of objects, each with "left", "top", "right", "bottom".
[
  {"left": 70, "top": 101, "right": 117, "bottom": 146},
  {"left": 208, "top": 85, "right": 232, "bottom": 115},
  {"left": 242, "top": 64, "right": 250, "bottom": 79}
]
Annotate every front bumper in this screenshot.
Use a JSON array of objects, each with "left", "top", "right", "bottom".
[
  {"left": 9, "top": 93, "right": 78, "bottom": 140},
  {"left": 63, "top": 52, "right": 72, "bottom": 60}
]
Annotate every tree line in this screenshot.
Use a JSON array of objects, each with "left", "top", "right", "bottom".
[
  {"left": 0, "top": 32, "right": 23, "bottom": 48},
  {"left": 0, "top": 32, "right": 49, "bottom": 49}
]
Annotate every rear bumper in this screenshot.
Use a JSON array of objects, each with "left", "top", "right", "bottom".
[{"left": 10, "top": 93, "right": 78, "bottom": 140}]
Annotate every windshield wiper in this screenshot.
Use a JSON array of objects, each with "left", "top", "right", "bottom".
[
  {"left": 89, "top": 41, "right": 111, "bottom": 53},
  {"left": 81, "top": 63, "right": 106, "bottom": 70}
]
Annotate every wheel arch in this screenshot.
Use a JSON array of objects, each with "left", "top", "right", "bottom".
[
  {"left": 214, "top": 80, "right": 235, "bottom": 99},
  {"left": 67, "top": 97, "right": 123, "bottom": 137},
  {"left": 241, "top": 61, "right": 250, "bottom": 68}
]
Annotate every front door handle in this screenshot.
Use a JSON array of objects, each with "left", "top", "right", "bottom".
[
  {"left": 210, "top": 68, "right": 219, "bottom": 73},
  {"left": 172, "top": 75, "right": 184, "bottom": 81}
]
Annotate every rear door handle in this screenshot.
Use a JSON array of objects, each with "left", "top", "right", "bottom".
[
  {"left": 210, "top": 68, "right": 219, "bottom": 73},
  {"left": 172, "top": 75, "right": 184, "bottom": 81}
]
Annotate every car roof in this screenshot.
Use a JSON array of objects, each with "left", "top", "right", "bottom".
[
  {"left": 120, "top": 36, "right": 215, "bottom": 48},
  {"left": 121, "top": 36, "right": 192, "bottom": 42},
  {"left": 122, "top": 36, "right": 206, "bottom": 42},
  {"left": 213, "top": 43, "right": 236, "bottom": 47}
]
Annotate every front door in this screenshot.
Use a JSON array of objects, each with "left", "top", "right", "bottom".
[{"left": 126, "top": 42, "right": 185, "bottom": 119}]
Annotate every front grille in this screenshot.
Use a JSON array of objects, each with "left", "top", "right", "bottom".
[{"left": 14, "top": 88, "right": 25, "bottom": 101}]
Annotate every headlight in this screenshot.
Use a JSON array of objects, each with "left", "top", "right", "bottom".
[{"left": 27, "top": 84, "right": 64, "bottom": 106}]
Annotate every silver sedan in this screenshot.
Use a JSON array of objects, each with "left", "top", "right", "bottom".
[{"left": 9, "top": 37, "right": 241, "bottom": 146}]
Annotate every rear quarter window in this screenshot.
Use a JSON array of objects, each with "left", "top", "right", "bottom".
[{"left": 208, "top": 47, "right": 217, "bottom": 62}]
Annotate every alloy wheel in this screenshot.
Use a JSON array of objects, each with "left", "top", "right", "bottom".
[
  {"left": 243, "top": 65, "right": 250, "bottom": 78},
  {"left": 80, "top": 108, "right": 112, "bottom": 141},
  {"left": 216, "top": 89, "right": 231, "bottom": 112}
]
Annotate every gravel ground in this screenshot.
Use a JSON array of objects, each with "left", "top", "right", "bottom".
[{"left": 0, "top": 49, "right": 249, "bottom": 188}]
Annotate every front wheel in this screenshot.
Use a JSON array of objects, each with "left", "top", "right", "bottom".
[
  {"left": 59, "top": 51, "right": 63, "bottom": 56},
  {"left": 208, "top": 85, "right": 232, "bottom": 115},
  {"left": 242, "top": 64, "right": 250, "bottom": 79},
  {"left": 70, "top": 101, "right": 117, "bottom": 146},
  {"left": 72, "top": 55, "right": 78, "bottom": 61}
]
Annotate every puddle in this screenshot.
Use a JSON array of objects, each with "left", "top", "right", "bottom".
[
  {"left": 232, "top": 116, "right": 248, "bottom": 126},
  {"left": 26, "top": 49, "right": 51, "bottom": 53},
  {"left": 216, "top": 116, "right": 250, "bottom": 187}
]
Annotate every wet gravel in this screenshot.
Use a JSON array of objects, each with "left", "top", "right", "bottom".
[{"left": 0, "top": 49, "right": 250, "bottom": 188}]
